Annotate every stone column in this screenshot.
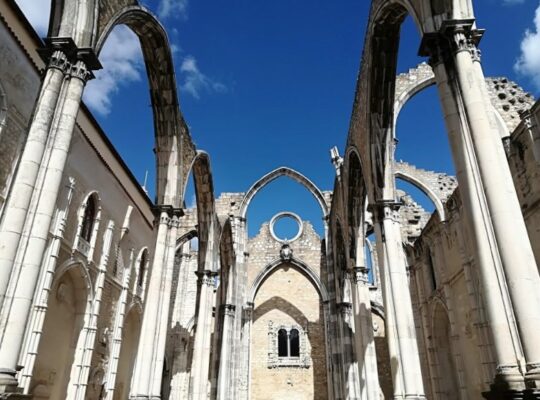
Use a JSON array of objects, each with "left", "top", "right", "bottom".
[
  {"left": 337, "top": 299, "right": 361, "bottom": 399},
  {"left": 68, "top": 220, "right": 115, "bottom": 400},
  {"left": 130, "top": 208, "right": 181, "bottom": 399},
  {"left": 351, "top": 264, "right": 380, "bottom": 400},
  {"left": 103, "top": 249, "right": 135, "bottom": 400},
  {"left": 18, "top": 177, "right": 75, "bottom": 393},
  {"left": 0, "top": 41, "right": 98, "bottom": 394},
  {"left": 373, "top": 202, "right": 425, "bottom": 400},
  {"left": 0, "top": 47, "right": 69, "bottom": 306},
  {"left": 190, "top": 269, "right": 218, "bottom": 400},
  {"left": 420, "top": 21, "right": 534, "bottom": 395},
  {"left": 238, "top": 302, "right": 253, "bottom": 400},
  {"left": 216, "top": 304, "right": 236, "bottom": 400}
]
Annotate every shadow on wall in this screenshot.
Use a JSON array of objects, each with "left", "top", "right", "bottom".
[{"left": 252, "top": 292, "right": 327, "bottom": 399}]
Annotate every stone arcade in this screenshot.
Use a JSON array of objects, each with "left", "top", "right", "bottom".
[{"left": 0, "top": 0, "right": 539, "bottom": 399}]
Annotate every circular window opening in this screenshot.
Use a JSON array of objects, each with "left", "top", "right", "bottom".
[{"left": 270, "top": 212, "right": 303, "bottom": 243}]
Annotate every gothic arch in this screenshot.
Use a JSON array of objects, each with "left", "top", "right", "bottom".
[
  {"left": 240, "top": 166, "right": 328, "bottom": 219},
  {"left": 430, "top": 300, "right": 460, "bottom": 399},
  {"left": 53, "top": 259, "right": 93, "bottom": 298},
  {"left": 394, "top": 170, "right": 446, "bottom": 220},
  {"left": 184, "top": 151, "right": 217, "bottom": 272},
  {"left": 393, "top": 63, "right": 514, "bottom": 140},
  {"left": 248, "top": 257, "right": 329, "bottom": 304},
  {"left": 344, "top": 148, "right": 368, "bottom": 262},
  {"left": 176, "top": 229, "right": 198, "bottom": 251},
  {"left": 219, "top": 218, "right": 235, "bottom": 304},
  {"left": 351, "top": 0, "right": 465, "bottom": 203},
  {"left": 94, "top": 5, "right": 188, "bottom": 207}
]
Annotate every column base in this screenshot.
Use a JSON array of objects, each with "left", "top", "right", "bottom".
[{"left": 0, "top": 369, "right": 28, "bottom": 399}]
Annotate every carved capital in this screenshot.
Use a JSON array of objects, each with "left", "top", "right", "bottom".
[
  {"left": 353, "top": 266, "right": 370, "bottom": 285},
  {"left": 243, "top": 302, "right": 254, "bottom": 320},
  {"left": 70, "top": 59, "right": 94, "bottom": 83},
  {"left": 48, "top": 50, "right": 70, "bottom": 73},
  {"left": 38, "top": 37, "right": 102, "bottom": 80},
  {"left": 419, "top": 19, "right": 484, "bottom": 66},
  {"left": 195, "top": 270, "right": 217, "bottom": 287},
  {"left": 221, "top": 303, "right": 236, "bottom": 317},
  {"left": 371, "top": 200, "right": 401, "bottom": 223}
]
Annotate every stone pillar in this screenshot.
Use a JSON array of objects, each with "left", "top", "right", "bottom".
[
  {"left": 130, "top": 208, "right": 181, "bottom": 400},
  {"left": 352, "top": 264, "right": 380, "bottom": 400},
  {"left": 420, "top": 21, "right": 536, "bottom": 395},
  {"left": 190, "top": 269, "right": 218, "bottom": 400},
  {"left": 0, "top": 48, "right": 68, "bottom": 306},
  {"left": 373, "top": 202, "right": 426, "bottom": 400},
  {"left": 18, "top": 177, "right": 75, "bottom": 393},
  {"left": 238, "top": 302, "right": 253, "bottom": 400},
  {"left": 0, "top": 40, "right": 98, "bottom": 395},
  {"left": 216, "top": 304, "right": 236, "bottom": 400},
  {"left": 103, "top": 249, "right": 135, "bottom": 400},
  {"left": 68, "top": 220, "right": 115, "bottom": 400},
  {"left": 337, "top": 299, "right": 361, "bottom": 399}
]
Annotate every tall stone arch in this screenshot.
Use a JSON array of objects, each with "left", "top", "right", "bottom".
[
  {"left": 95, "top": 5, "right": 195, "bottom": 207},
  {"left": 239, "top": 166, "right": 329, "bottom": 219}
]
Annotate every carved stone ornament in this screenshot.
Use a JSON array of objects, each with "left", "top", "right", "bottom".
[{"left": 280, "top": 243, "right": 293, "bottom": 262}]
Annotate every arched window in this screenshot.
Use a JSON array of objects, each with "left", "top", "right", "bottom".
[
  {"left": 289, "top": 329, "right": 300, "bottom": 357},
  {"left": 138, "top": 249, "right": 148, "bottom": 287},
  {"left": 81, "top": 195, "right": 96, "bottom": 242},
  {"left": 268, "top": 324, "right": 309, "bottom": 367},
  {"left": 278, "top": 329, "right": 288, "bottom": 357}
]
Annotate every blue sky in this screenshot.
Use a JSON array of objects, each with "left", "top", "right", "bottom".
[{"left": 15, "top": 0, "right": 540, "bottom": 238}]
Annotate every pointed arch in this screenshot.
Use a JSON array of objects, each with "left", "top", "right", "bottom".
[
  {"left": 248, "top": 257, "right": 329, "bottom": 304},
  {"left": 185, "top": 151, "right": 217, "bottom": 272},
  {"left": 219, "top": 218, "right": 235, "bottom": 303},
  {"left": 394, "top": 170, "right": 446, "bottom": 220},
  {"left": 239, "top": 166, "right": 328, "bottom": 219},
  {"left": 93, "top": 5, "right": 192, "bottom": 207}
]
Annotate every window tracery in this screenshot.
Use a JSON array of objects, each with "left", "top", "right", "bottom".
[{"left": 267, "top": 321, "right": 310, "bottom": 368}]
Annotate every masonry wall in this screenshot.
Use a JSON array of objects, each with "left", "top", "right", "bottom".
[{"left": 247, "top": 220, "right": 328, "bottom": 399}]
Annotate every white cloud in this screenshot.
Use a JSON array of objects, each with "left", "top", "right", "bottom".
[
  {"left": 180, "top": 56, "right": 227, "bottom": 99},
  {"left": 514, "top": 3, "right": 540, "bottom": 91},
  {"left": 83, "top": 26, "right": 143, "bottom": 115},
  {"left": 157, "top": 0, "right": 188, "bottom": 20},
  {"left": 15, "top": 0, "right": 51, "bottom": 36}
]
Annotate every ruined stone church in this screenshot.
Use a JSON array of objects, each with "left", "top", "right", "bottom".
[{"left": 0, "top": 0, "right": 540, "bottom": 399}]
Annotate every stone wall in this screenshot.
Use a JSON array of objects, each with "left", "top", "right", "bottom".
[
  {"left": 251, "top": 264, "right": 327, "bottom": 400},
  {"left": 247, "top": 219, "right": 328, "bottom": 399},
  {"left": 506, "top": 101, "right": 540, "bottom": 268}
]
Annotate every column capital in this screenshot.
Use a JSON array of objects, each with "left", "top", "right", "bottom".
[
  {"left": 38, "top": 37, "right": 102, "bottom": 81},
  {"left": 419, "top": 19, "right": 484, "bottom": 66},
  {"left": 369, "top": 200, "right": 402, "bottom": 223},
  {"left": 153, "top": 204, "right": 184, "bottom": 219},
  {"left": 243, "top": 302, "right": 254, "bottom": 320},
  {"left": 352, "top": 266, "right": 370, "bottom": 285},
  {"left": 220, "top": 303, "right": 236, "bottom": 317},
  {"left": 195, "top": 269, "right": 218, "bottom": 286}
]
